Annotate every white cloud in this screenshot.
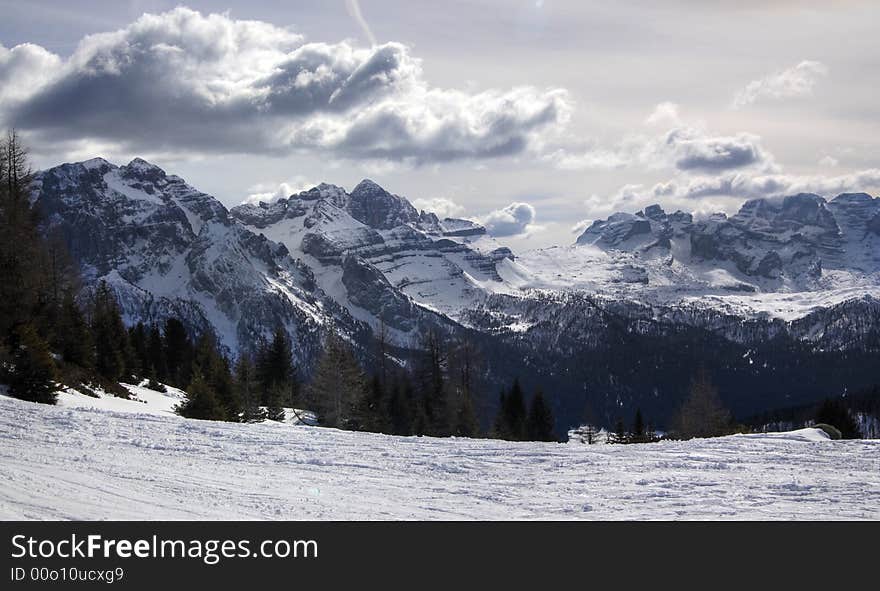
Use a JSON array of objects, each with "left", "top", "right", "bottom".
[
  {"left": 2, "top": 8, "right": 571, "bottom": 164},
  {"left": 0, "top": 43, "right": 61, "bottom": 108},
  {"left": 241, "top": 177, "right": 316, "bottom": 205},
  {"left": 545, "top": 105, "right": 774, "bottom": 175},
  {"left": 732, "top": 60, "right": 828, "bottom": 109},
  {"left": 570, "top": 218, "right": 593, "bottom": 234},
  {"left": 818, "top": 155, "right": 839, "bottom": 167},
  {"left": 644, "top": 101, "right": 682, "bottom": 127},
  {"left": 482, "top": 202, "right": 537, "bottom": 236},
  {"left": 618, "top": 168, "right": 880, "bottom": 203},
  {"left": 411, "top": 197, "right": 466, "bottom": 219}
]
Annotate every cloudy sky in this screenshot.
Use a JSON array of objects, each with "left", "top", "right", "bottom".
[{"left": 2, "top": 1, "right": 878, "bottom": 248}]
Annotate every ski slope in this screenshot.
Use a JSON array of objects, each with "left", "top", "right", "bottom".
[{"left": 1, "top": 394, "right": 878, "bottom": 520}]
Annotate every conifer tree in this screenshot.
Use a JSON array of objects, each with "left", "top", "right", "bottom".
[
  {"left": 351, "top": 375, "right": 389, "bottom": 432},
  {"left": 0, "top": 131, "right": 41, "bottom": 337},
  {"left": 527, "top": 389, "right": 555, "bottom": 441},
  {"left": 631, "top": 408, "right": 645, "bottom": 443},
  {"left": 673, "top": 369, "right": 731, "bottom": 439},
  {"left": 146, "top": 324, "right": 167, "bottom": 381},
  {"left": 256, "top": 327, "right": 297, "bottom": 406},
  {"left": 235, "top": 354, "right": 265, "bottom": 423},
  {"left": 492, "top": 389, "right": 509, "bottom": 439},
  {"left": 305, "top": 333, "right": 365, "bottom": 428},
  {"left": 454, "top": 389, "right": 480, "bottom": 438},
  {"left": 387, "top": 377, "right": 413, "bottom": 435},
  {"left": 163, "top": 318, "right": 192, "bottom": 387},
  {"left": 90, "top": 281, "right": 129, "bottom": 382},
  {"left": 54, "top": 292, "right": 93, "bottom": 368},
  {"left": 612, "top": 417, "right": 627, "bottom": 443},
  {"left": 128, "top": 322, "right": 149, "bottom": 378},
  {"left": 815, "top": 398, "right": 860, "bottom": 439},
  {"left": 177, "top": 369, "right": 225, "bottom": 421},
  {"left": 449, "top": 337, "right": 482, "bottom": 438},
  {"left": 194, "top": 332, "right": 239, "bottom": 421},
  {"left": 7, "top": 323, "right": 57, "bottom": 404},
  {"left": 417, "top": 329, "right": 451, "bottom": 436},
  {"left": 504, "top": 378, "right": 528, "bottom": 440}
]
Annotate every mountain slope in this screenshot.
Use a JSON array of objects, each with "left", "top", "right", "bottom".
[{"left": 33, "top": 158, "right": 359, "bottom": 363}]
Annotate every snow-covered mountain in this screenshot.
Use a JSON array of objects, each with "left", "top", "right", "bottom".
[
  {"left": 33, "top": 157, "right": 362, "bottom": 365},
  {"left": 32, "top": 157, "right": 880, "bottom": 426},
  {"left": 230, "top": 179, "right": 515, "bottom": 329},
  {"left": 512, "top": 194, "right": 880, "bottom": 319}
]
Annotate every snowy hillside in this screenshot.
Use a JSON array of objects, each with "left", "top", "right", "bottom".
[{"left": 1, "top": 395, "right": 877, "bottom": 520}]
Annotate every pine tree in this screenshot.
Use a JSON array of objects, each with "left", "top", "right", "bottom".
[
  {"left": 54, "top": 292, "right": 93, "bottom": 368},
  {"left": 454, "top": 389, "right": 480, "bottom": 438},
  {"left": 163, "top": 318, "right": 192, "bottom": 388},
  {"left": 351, "top": 375, "right": 390, "bottom": 432},
  {"left": 7, "top": 323, "right": 57, "bottom": 404},
  {"left": 256, "top": 327, "right": 297, "bottom": 407},
  {"left": 388, "top": 377, "right": 413, "bottom": 435},
  {"left": 610, "top": 417, "right": 627, "bottom": 443},
  {"left": 305, "top": 334, "right": 365, "bottom": 428},
  {"left": 146, "top": 324, "right": 167, "bottom": 381},
  {"left": 177, "top": 369, "right": 226, "bottom": 421},
  {"left": 504, "top": 379, "right": 528, "bottom": 440},
  {"left": 527, "top": 389, "right": 555, "bottom": 441},
  {"left": 235, "top": 354, "right": 265, "bottom": 423},
  {"left": 417, "top": 329, "right": 451, "bottom": 436},
  {"left": 90, "top": 281, "right": 129, "bottom": 382},
  {"left": 579, "top": 402, "right": 600, "bottom": 444},
  {"left": 449, "top": 337, "right": 482, "bottom": 438},
  {"left": 127, "top": 322, "right": 149, "bottom": 379},
  {"left": 815, "top": 398, "right": 860, "bottom": 439},
  {"left": 0, "top": 131, "right": 41, "bottom": 337},
  {"left": 193, "top": 331, "right": 239, "bottom": 421},
  {"left": 492, "top": 389, "right": 509, "bottom": 439},
  {"left": 631, "top": 408, "right": 645, "bottom": 443},
  {"left": 673, "top": 369, "right": 731, "bottom": 439}
]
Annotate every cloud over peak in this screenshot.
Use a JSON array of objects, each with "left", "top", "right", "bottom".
[
  {"left": 483, "top": 202, "right": 537, "bottom": 236},
  {"left": 1, "top": 7, "right": 570, "bottom": 164}
]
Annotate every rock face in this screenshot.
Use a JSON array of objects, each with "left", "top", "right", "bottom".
[
  {"left": 229, "top": 178, "right": 500, "bottom": 323},
  {"left": 575, "top": 193, "right": 880, "bottom": 283}
]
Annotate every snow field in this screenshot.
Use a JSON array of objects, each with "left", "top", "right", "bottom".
[{"left": 1, "top": 394, "right": 878, "bottom": 520}]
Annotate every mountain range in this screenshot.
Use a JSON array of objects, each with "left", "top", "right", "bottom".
[{"left": 32, "top": 157, "right": 880, "bottom": 430}]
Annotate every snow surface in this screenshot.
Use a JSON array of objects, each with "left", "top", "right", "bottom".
[
  {"left": 56, "top": 381, "right": 187, "bottom": 417},
  {"left": 1, "top": 394, "right": 878, "bottom": 520}
]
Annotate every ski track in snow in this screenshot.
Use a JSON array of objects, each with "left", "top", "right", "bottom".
[{"left": 0, "top": 395, "right": 878, "bottom": 520}]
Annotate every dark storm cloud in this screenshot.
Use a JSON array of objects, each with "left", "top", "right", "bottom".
[{"left": 670, "top": 130, "right": 766, "bottom": 172}]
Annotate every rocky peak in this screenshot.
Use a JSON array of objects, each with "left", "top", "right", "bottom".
[
  {"left": 641, "top": 204, "right": 666, "bottom": 221},
  {"left": 120, "top": 157, "right": 167, "bottom": 181},
  {"left": 347, "top": 179, "right": 420, "bottom": 229},
  {"left": 80, "top": 157, "right": 116, "bottom": 173},
  {"left": 832, "top": 192, "right": 874, "bottom": 204}
]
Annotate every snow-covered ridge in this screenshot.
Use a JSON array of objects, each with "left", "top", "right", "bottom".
[
  {"left": 32, "top": 156, "right": 880, "bottom": 366},
  {"left": 228, "top": 176, "right": 514, "bottom": 327}
]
